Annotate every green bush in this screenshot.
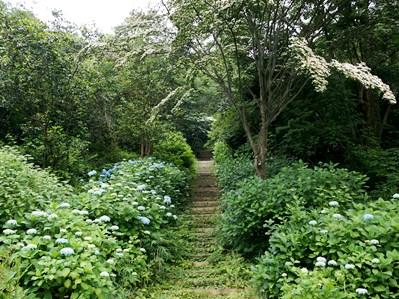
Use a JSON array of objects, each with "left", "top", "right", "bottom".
[
  {"left": 344, "top": 146, "right": 399, "bottom": 199},
  {"left": 219, "top": 161, "right": 368, "bottom": 257},
  {"left": 213, "top": 142, "right": 255, "bottom": 191},
  {"left": 252, "top": 195, "right": 399, "bottom": 298},
  {"left": 0, "top": 146, "right": 190, "bottom": 297},
  {"left": 0, "top": 146, "right": 74, "bottom": 227},
  {"left": 153, "top": 131, "right": 197, "bottom": 180},
  {"left": 0, "top": 203, "right": 144, "bottom": 298}
]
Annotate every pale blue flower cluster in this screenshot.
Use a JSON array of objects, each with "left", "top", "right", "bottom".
[
  {"left": 56, "top": 238, "right": 68, "bottom": 244},
  {"left": 163, "top": 195, "right": 172, "bottom": 204},
  {"left": 88, "top": 170, "right": 97, "bottom": 176},
  {"left": 363, "top": 213, "right": 374, "bottom": 221},
  {"left": 137, "top": 216, "right": 150, "bottom": 225},
  {"left": 136, "top": 184, "right": 147, "bottom": 191}
]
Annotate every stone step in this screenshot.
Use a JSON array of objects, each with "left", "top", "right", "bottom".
[
  {"left": 191, "top": 206, "right": 220, "bottom": 213},
  {"left": 175, "top": 278, "right": 222, "bottom": 288},
  {"left": 192, "top": 196, "right": 218, "bottom": 202},
  {"left": 191, "top": 200, "right": 219, "bottom": 207},
  {"left": 193, "top": 187, "right": 220, "bottom": 193}
]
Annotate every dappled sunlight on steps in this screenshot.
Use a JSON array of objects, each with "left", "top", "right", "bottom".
[{"left": 151, "top": 151, "right": 255, "bottom": 299}]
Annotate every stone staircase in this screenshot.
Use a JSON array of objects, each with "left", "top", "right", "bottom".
[{"left": 151, "top": 151, "right": 253, "bottom": 298}]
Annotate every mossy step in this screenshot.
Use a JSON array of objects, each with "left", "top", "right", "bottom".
[
  {"left": 191, "top": 201, "right": 219, "bottom": 207},
  {"left": 174, "top": 278, "right": 224, "bottom": 288},
  {"left": 191, "top": 196, "right": 218, "bottom": 202},
  {"left": 191, "top": 206, "right": 220, "bottom": 213}
]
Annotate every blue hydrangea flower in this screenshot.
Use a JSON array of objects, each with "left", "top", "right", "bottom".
[
  {"left": 363, "top": 214, "right": 374, "bottom": 221},
  {"left": 137, "top": 216, "right": 150, "bottom": 225},
  {"left": 163, "top": 196, "right": 172, "bottom": 204},
  {"left": 56, "top": 238, "right": 68, "bottom": 244},
  {"left": 136, "top": 184, "right": 147, "bottom": 191}
]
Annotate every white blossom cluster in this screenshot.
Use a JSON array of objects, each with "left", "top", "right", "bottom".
[
  {"left": 289, "top": 37, "right": 330, "bottom": 92},
  {"left": 330, "top": 60, "right": 396, "bottom": 104},
  {"left": 289, "top": 38, "right": 396, "bottom": 104}
]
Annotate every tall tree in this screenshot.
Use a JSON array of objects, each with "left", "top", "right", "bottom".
[{"left": 166, "top": 0, "right": 395, "bottom": 177}]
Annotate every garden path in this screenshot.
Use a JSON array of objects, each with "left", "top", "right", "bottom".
[{"left": 151, "top": 150, "right": 254, "bottom": 298}]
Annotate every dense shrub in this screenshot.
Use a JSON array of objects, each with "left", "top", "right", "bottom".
[
  {"left": 252, "top": 195, "right": 399, "bottom": 298},
  {"left": 344, "top": 146, "right": 399, "bottom": 199},
  {"left": 219, "top": 161, "right": 368, "bottom": 257},
  {"left": 153, "top": 131, "right": 197, "bottom": 180},
  {"left": 0, "top": 146, "right": 190, "bottom": 297},
  {"left": 0, "top": 146, "right": 74, "bottom": 227},
  {"left": 213, "top": 141, "right": 254, "bottom": 191}
]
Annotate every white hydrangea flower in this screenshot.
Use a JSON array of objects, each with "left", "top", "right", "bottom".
[
  {"left": 71, "top": 209, "right": 81, "bottom": 214},
  {"left": 48, "top": 214, "right": 58, "bottom": 220},
  {"left": 166, "top": 212, "right": 173, "bottom": 217},
  {"left": 333, "top": 214, "right": 344, "bottom": 220},
  {"left": 79, "top": 210, "right": 89, "bottom": 215},
  {"left": 86, "top": 219, "right": 93, "bottom": 223},
  {"left": 6, "top": 219, "right": 18, "bottom": 226},
  {"left": 106, "top": 259, "right": 115, "bottom": 264},
  {"left": 392, "top": 193, "right": 399, "bottom": 199},
  {"left": 22, "top": 244, "right": 38, "bottom": 251},
  {"left": 371, "top": 258, "right": 380, "bottom": 264},
  {"left": 328, "top": 260, "right": 338, "bottom": 266},
  {"left": 109, "top": 225, "right": 119, "bottom": 231},
  {"left": 315, "top": 261, "right": 326, "bottom": 267},
  {"left": 3, "top": 229, "right": 17, "bottom": 235},
  {"left": 99, "top": 215, "right": 111, "bottom": 222},
  {"left": 60, "top": 229, "right": 67, "bottom": 233},
  {"left": 32, "top": 211, "right": 48, "bottom": 217},
  {"left": 329, "top": 201, "right": 339, "bottom": 207},
  {"left": 355, "top": 288, "right": 368, "bottom": 295},
  {"left": 43, "top": 235, "right": 51, "bottom": 240},
  {"left": 26, "top": 228, "right": 37, "bottom": 235},
  {"left": 100, "top": 271, "right": 110, "bottom": 277},
  {"left": 309, "top": 220, "right": 317, "bottom": 225},
  {"left": 58, "top": 203, "right": 71, "bottom": 209},
  {"left": 369, "top": 239, "right": 379, "bottom": 245},
  {"left": 345, "top": 263, "right": 355, "bottom": 270},
  {"left": 317, "top": 257, "right": 327, "bottom": 263},
  {"left": 75, "top": 232, "right": 83, "bottom": 237},
  {"left": 116, "top": 248, "right": 122, "bottom": 252},
  {"left": 300, "top": 267, "right": 308, "bottom": 274},
  {"left": 87, "top": 244, "right": 96, "bottom": 249},
  {"left": 137, "top": 206, "right": 145, "bottom": 211},
  {"left": 60, "top": 247, "right": 74, "bottom": 255},
  {"left": 84, "top": 237, "right": 92, "bottom": 241}
]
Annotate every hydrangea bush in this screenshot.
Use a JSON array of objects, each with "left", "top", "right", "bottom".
[
  {"left": 252, "top": 195, "right": 399, "bottom": 298},
  {"left": 219, "top": 161, "right": 368, "bottom": 256},
  {"left": 0, "top": 146, "right": 74, "bottom": 227},
  {"left": 0, "top": 147, "right": 190, "bottom": 297}
]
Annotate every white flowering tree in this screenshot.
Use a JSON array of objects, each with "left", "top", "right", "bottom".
[{"left": 166, "top": 0, "right": 396, "bottom": 178}]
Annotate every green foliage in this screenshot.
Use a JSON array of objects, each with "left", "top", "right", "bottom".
[
  {"left": 0, "top": 146, "right": 190, "bottom": 297},
  {"left": 252, "top": 196, "right": 399, "bottom": 298},
  {"left": 344, "top": 145, "right": 399, "bottom": 199},
  {"left": 219, "top": 161, "right": 368, "bottom": 257},
  {"left": 213, "top": 142, "right": 254, "bottom": 191},
  {"left": 153, "top": 131, "right": 197, "bottom": 179},
  {"left": 0, "top": 146, "right": 74, "bottom": 227}
]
